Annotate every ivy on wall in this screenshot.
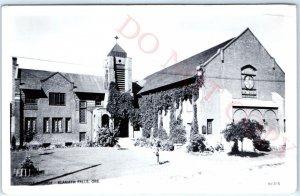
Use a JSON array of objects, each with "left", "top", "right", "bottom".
[
  {"left": 138, "top": 74, "right": 204, "bottom": 140},
  {"left": 107, "top": 82, "right": 134, "bottom": 129},
  {"left": 106, "top": 74, "right": 204, "bottom": 141}
]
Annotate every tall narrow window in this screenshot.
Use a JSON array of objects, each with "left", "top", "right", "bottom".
[
  {"left": 79, "top": 101, "right": 87, "bottom": 123},
  {"left": 202, "top": 125, "right": 207, "bottom": 134},
  {"left": 207, "top": 119, "right": 213, "bottom": 134},
  {"left": 43, "top": 118, "right": 50, "bottom": 133},
  {"left": 66, "top": 118, "right": 72, "bottom": 133},
  {"left": 52, "top": 118, "right": 63, "bottom": 133},
  {"left": 25, "top": 118, "right": 36, "bottom": 134},
  {"left": 95, "top": 95, "right": 101, "bottom": 106},
  {"left": 49, "top": 93, "right": 65, "bottom": 105}
]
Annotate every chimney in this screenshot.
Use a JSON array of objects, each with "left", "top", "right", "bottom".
[
  {"left": 12, "top": 57, "right": 18, "bottom": 79},
  {"left": 12, "top": 57, "right": 19, "bottom": 101}
]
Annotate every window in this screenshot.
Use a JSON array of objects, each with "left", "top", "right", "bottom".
[
  {"left": 241, "top": 65, "right": 257, "bottom": 98},
  {"left": 49, "top": 93, "right": 65, "bottom": 105},
  {"left": 95, "top": 95, "right": 101, "bottom": 106},
  {"left": 207, "top": 119, "right": 213, "bottom": 134},
  {"left": 79, "top": 101, "right": 87, "bottom": 123},
  {"left": 65, "top": 118, "right": 72, "bottom": 133},
  {"left": 43, "top": 118, "right": 50, "bottom": 133},
  {"left": 202, "top": 125, "right": 207, "bottom": 134},
  {"left": 25, "top": 118, "right": 36, "bottom": 134},
  {"left": 52, "top": 118, "right": 63, "bottom": 133},
  {"left": 25, "top": 97, "right": 37, "bottom": 104},
  {"left": 79, "top": 132, "right": 86, "bottom": 142}
]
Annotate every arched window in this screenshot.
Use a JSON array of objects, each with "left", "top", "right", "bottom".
[
  {"left": 241, "top": 65, "right": 257, "bottom": 98},
  {"left": 101, "top": 114, "right": 109, "bottom": 128}
]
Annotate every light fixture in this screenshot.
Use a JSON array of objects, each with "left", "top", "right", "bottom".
[{"left": 196, "top": 64, "right": 204, "bottom": 77}]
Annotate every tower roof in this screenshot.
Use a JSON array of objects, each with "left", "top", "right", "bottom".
[{"left": 107, "top": 43, "right": 127, "bottom": 57}]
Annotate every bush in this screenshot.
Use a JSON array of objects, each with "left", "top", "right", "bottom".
[
  {"left": 253, "top": 139, "right": 271, "bottom": 152},
  {"left": 157, "top": 127, "right": 168, "bottom": 140},
  {"left": 54, "top": 143, "right": 64, "bottom": 148},
  {"left": 187, "top": 134, "right": 206, "bottom": 152},
  {"left": 20, "top": 156, "right": 39, "bottom": 175},
  {"left": 96, "top": 127, "right": 119, "bottom": 147},
  {"left": 134, "top": 138, "right": 174, "bottom": 151},
  {"left": 222, "top": 119, "right": 265, "bottom": 153},
  {"left": 142, "top": 128, "right": 151, "bottom": 138},
  {"left": 134, "top": 137, "right": 155, "bottom": 148},
  {"left": 214, "top": 143, "right": 224, "bottom": 152},
  {"left": 169, "top": 124, "right": 187, "bottom": 144},
  {"left": 24, "top": 141, "right": 42, "bottom": 150},
  {"left": 160, "top": 140, "right": 175, "bottom": 151}
]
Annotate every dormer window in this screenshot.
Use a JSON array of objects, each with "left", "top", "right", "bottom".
[{"left": 49, "top": 92, "right": 65, "bottom": 106}]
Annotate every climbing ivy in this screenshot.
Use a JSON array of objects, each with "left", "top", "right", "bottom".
[
  {"left": 138, "top": 74, "right": 204, "bottom": 138},
  {"left": 107, "top": 82, "right": 135, "bottom": 128}
]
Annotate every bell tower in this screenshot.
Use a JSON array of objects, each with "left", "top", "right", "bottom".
[{"left": 104, "top": 37, "right": 132, "bottom": 93}]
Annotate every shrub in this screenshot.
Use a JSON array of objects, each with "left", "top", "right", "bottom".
[
  {"left": 214, "top": 143, "right": 224, "bottom": 152},
  {"left": 222, "top": 118, "right": 265, "bottom": 152},
  {"left": 54, "top": 143, "right": 64, "bottom": 148},
  {"left": 134, "top": 138, "right": 174, "bottom": 151},
  {"left": 160, "top": 140, "right": 175, "bottom": 151},
  {"left": 142, "top": 128, "right": 151, "bottom": 138},
  {"left": 253, "top": 139, "right": 271, "bottom": 152},
  {"left": 20, "top": 156, "right": 39, "bottom": 175},
  {"left": 96, "top": 127, "right": 119, "bottom": 147},
  {"left": 157, "top": 127, "right": 168, "bottom": 140},
  {"left": 72, "top": 142, "right": 82, "bottom": 147},
  {"left": 134, "top": 137, "right": 152, "bottom": 148},
  {"left": 169, "top": 124, "right": 187, "bottom": 144},
  {"left": 187, "top": 134, "right": 206, "bottom": 152}
]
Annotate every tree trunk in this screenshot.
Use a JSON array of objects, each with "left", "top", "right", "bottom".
[
  {"left": 241, "top": 140, "right": 244, "bottom": 152},
  {"left": 232, "top": 139, "right": 239, "bottom": 153}
]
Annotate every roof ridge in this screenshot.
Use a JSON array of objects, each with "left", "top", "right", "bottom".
[
  {"left": 20, "top": 68, "right": 102, "bottom": 78},
  {"left": 143, "top": 37, "right": 234, "bottom": 81}
]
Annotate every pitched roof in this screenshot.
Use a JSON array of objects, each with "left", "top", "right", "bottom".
[
  {"left": 19, "top": 68, "right": 105, "bottom": 93},
  {"left": 138, "top": 38, "right": 234, "bottom": 94},
  {"left": 107, "top": 43, "right": 127, "bottom": 57}
]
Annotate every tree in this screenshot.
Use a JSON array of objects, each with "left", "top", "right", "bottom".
[
  {"left": 106, "top": 82, "right": 134, "bottom": 130},
  {"left": 222, "top": 118, "right": 265, "bottom": 153}
]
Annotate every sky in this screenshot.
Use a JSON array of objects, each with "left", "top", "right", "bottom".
[{"left": 2, "top": 5, "right": 296, "bottom": 82}]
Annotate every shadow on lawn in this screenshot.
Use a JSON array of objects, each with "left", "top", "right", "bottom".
[
  {"left": 39, "top": 152, "right": 54, "bottom": 156},
  {"left": 31, "top": 164, "right": 101, "bottom": 185},
  {"left": 228, "top": 151, "right": 266, "bottom": 158},
  {"left": 159, "top": 160, "right": 170, "bottom": 165}
]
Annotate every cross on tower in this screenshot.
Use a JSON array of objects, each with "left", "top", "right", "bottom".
[{"left": 114, "top": 35, "right": 119, "bottom": 43}]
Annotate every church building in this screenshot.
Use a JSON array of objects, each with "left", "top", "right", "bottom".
[
  {"left": 138, "top": 28, "right": 285, "bottom": 148},
  {"left": 11, "top": 28, "right": 285, "bottom": 149}
]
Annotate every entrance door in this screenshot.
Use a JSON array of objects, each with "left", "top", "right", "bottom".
[
  {"left": 79, "top": 132, "right": 86, "bottom": 142},
  {"left": 207, "top": 119, "right": 213, "bottom": 134},
  {"left": 118, "top": 118, "right": 129, "bottom": 137}
]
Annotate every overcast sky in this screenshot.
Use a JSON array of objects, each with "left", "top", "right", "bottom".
[{"left": 2, "top": 5, "right": 296, "bottom": 81}]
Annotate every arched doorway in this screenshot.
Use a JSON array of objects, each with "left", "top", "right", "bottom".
[
  {"left": 233, "top": 109, "right": 247, "bottom": 123},
  {"left": 101, "top": 114, "right": 109, "bottom": 128},
  {"left": 264, "top": 110, "right": 279, "bottom": 134},
  {"left": 249, "top": 109, "right": 264, "bottom": 125}
]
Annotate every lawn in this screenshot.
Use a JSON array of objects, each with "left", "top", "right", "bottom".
[{"left": 11, "top": 144, "right": 287, "bottom": 193}]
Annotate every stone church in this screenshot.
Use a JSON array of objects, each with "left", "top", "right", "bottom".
[{"left": 11, "top": 28, "right": 285, "bottom": 148}]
